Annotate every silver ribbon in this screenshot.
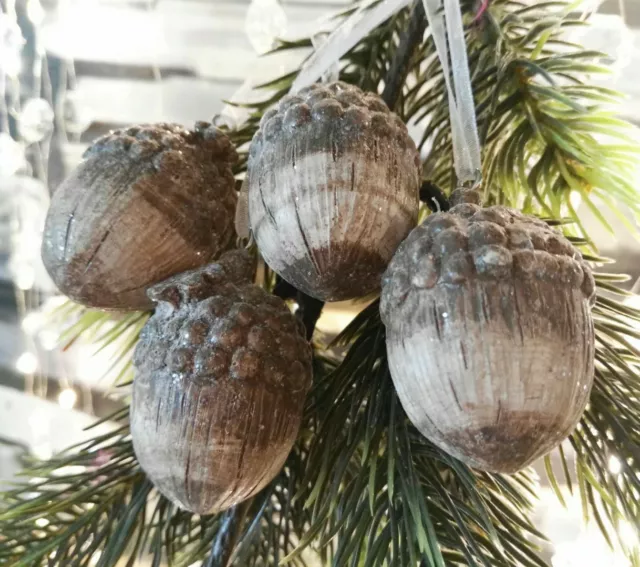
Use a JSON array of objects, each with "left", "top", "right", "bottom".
[
  {"left": 239, "top": 0, "right": 482, "bottom": 241},
  {"left": 421, "top": 0, "right": 481, "bottom": 184},
  {"left": 290, "top": 0, "right": 413, "bottom": 93}
]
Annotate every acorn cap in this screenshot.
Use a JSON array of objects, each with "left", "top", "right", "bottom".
[
  {"left": 42, "top": 122, "right": 238, "bottom": 310},
  {"left": 135, "top": 250, "right": 311, "bottom": 394},
  {"left": 247, "top": 81, "right": 420, "bottom": 301},
  {"left": 381, "top": 204, "right": 595, "bottom": 327},
  {"left": 250, "top": 81, "right": 419, "bottom": 160},
  {"left": 381, "top": 205, "right": 595, "bottom": 473},
  {"left": 131, "top": 251, "right": 312, "bottom": 514}
]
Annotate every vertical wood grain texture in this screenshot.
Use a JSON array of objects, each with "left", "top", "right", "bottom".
[
  {"left": 248, "top": 82, "right": 420, "bottom": 301},
  {"left": 387, "top": 279, "right": 594, "bottom": 472},
  {"left": 131, "top": 253, "right": 312, "bottom": 514},
  {"left": 132, "top": 375, "right": 304, "bottom": 513},
  {"left": 381, "top": 204, "right": 596, "bottom": 472},
  {"left": 42, "top": 123, "right": 237, "bottom": 310}
]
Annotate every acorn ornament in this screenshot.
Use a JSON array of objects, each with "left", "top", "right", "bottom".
[
  {"left": 131, "top": 250, "right": 312, "bottom": 514},
  {"left": 42, "top": 122, "right": 238, "bottom": 311},
  {"left": 247, "top": 81, "right": 420, "bottom": 301},
  {"left": 380, "top": 189, "right": 596, "bottom": 473}
]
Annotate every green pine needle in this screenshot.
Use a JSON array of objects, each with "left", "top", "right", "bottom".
[{"left": 2, "top": 0, "right": 640, "bottom": 565}]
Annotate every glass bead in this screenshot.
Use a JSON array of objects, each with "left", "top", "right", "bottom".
[
  {"left": 19, "top": 98, "right": 55, "bottom": 143},
  {"left": 244, "top": 0, "right": 287, "bottom": 55}
]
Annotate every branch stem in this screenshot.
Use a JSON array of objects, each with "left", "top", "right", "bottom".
[
  {"left": 420, "top": 181, "right": 451, "bottom": 212},
  {"left": 206, "top": 502, "right": 250, "bottom": 567}
]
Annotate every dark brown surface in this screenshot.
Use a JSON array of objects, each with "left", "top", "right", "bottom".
[
  {"left": 281, "top": 242, "right": 387, "bottom": 301},
  {"left": 41, "top": 122, "right": 238, "bottom": 310},
  {"left": 131, "top": 251, "right": 312, "bottom": 514},
  {"left": 444, "top": 409, "right": 569, "bottom": 473}
]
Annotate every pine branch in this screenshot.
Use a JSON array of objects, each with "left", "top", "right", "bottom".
[
  {"left": 287, "top": 303, "right": 547, "bottom": 567},
  {"left": 412, "top": 0, "right": 640, "bottom": 233},
  {"left": 207, "top": 504, "right": 249, "bottom": 567},
  {"left": 220, "top": 1, "right": 640, "bottom": 561},
  {"left": 0, "top": 400, "right": 321, "bottom": 567},
  {"left": 44, "top": 301, "right": 149, "bottom": 392},
  {"left": 0, "top": 410, "right": 151, "bottom": 567},
  {"left": 382, "top": 0, "right": 427, "bottom": 111},
  {"left": 3, "top": 0, "right": 640, "bottom": 565}
]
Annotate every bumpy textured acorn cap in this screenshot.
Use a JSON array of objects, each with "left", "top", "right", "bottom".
[
  {"left": 248, "top": 81, "right": 420, "bottom": 301},
  {"left": 131, "top": 250, "right": 312, "bottom": 514},
  {"left": 381, "top": 203, "right": 595, "bottom": 324},
  {"left": 250, "top": 81, "right": 418, "bottom": 158},
  {"left": 42, "top": 122, "right": 238, "bottom": 310},
  {"left": 135, "top": 249, "right": 311, "bottom": 394},
  {"left": 381, "top": 201, "right": 595, "bottom": 472}
]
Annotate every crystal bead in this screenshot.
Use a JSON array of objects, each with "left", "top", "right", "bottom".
[
  {"left": 19, "top": 98, "right": 55, "bottom": 143},
  {"left": 244, "top": 0, "right": 287, "bottom": 55}
]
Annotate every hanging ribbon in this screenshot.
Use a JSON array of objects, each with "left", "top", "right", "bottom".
[
  {"left": 290, "top": 0, "right": 481, "bottom": 184},
  {"left": 290, "top": 0, "right": 412, "bottom": 93},
  {"left": 311, "top": 31, "right": 341, "bottom": 84},
  {"left": 421, "top": 0, "right": 481, "bottom": 184}
]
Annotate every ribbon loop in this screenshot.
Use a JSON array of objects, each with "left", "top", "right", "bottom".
[
  {"left": 311, "top": 31, "right": 342, "bottom": 84},
  {"left": 288, "top": 0, "right": 481, "bottom": 186},
  {"left": 421, "top": 0, "right": 481, "bottom": 185},
  {"left": 291, "top": 0, "right": 413, "bottom": 93}
]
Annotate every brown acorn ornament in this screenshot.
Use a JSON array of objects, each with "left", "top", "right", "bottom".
[
  {"left": 380, "top": 190, "right": 596, "bottom": 473},
  {"left": 247, "top": 81, "right": 420, "bottom": 301},
  {"left": 131, "top": 250, "right": 312, "bottom": 514},
  {"left": 42, "top": 122, "right": 238, "bottom": 311}
]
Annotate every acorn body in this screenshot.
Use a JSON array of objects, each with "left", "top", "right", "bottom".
[
  {"left": 248, "top": 81, "right": 420, "bottom": 301},
  {"left": 42, "top": 122, "right": 238, "bottom": 310},
  {"left": 131, "top": 251, "right": 312, "bottom": 514},
  {"left": 381, "top": 201, "right": 596, "bottom": 472}
]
